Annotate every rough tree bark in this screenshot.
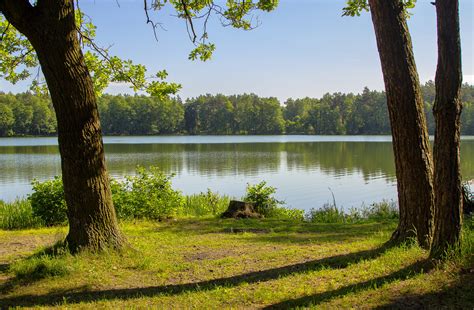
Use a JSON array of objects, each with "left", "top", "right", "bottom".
[
  {"left": 368, "top": 0, "right": 434, "bottom": 248},
  {"left": 0, "top": 0, "right": 125, "bottom": 252},
  {"left": 431, "top": 0, "right": 463, "bottom": 258}
]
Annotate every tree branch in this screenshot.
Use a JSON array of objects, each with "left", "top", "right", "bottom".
[
  {"left": 0, "top": 0, "right": 34, "bottom": 35},
  {"left": 180, "top": 0, "right": 197, "bottom": 43},
  {"left": 9, "top": 47, "right": 35, "bottom": 69},
  {"left": 144, "top": 0, "right": 160, "bottom": 41},
  {"left": 0, "top": 21, "right": 10, "bottom": 42},
  {"left": 76, "top": 30, "right": 141, "bottom": 90}
]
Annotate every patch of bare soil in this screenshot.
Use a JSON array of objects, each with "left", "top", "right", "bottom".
[
  {"left": 0, "top": 233, "right": 61, "bottom": 263},
  {"left": 183, "top": 246, "right": 242, "bottom": 262}
]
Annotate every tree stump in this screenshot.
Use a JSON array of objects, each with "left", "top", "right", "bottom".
[{"left": 221, "top": 200, "right": 263, "bottom": 219}]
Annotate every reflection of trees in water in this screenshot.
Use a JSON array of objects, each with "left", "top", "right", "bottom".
[
  {"left": 285, "top": 142, "right": 397, "bottom": 182},
  {"left": 0, "top": 145, "right": 61, "bottom": 184},
  {"left": 103, "top": 143, "right": 399, "bottom": 181},
  {"left": 1, "top": 141, "right": 473, "bottom": 184},
  {"left": 106, "top": 143, "right": 283, "bottom": 177},
  {"left": 182, "top": 144, "right": 283, "bottom": 177}
]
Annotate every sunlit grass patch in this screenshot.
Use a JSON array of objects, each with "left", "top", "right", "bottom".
[
  {"left": 0, "top": 218, "right": 472, "bottom": 309},
  {"left": 0, "top": 199, "right": 44, "bottom": 230}
]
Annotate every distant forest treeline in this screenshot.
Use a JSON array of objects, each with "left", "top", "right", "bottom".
[{"left": 1, "top": 82, "right": 473, "bottom": 137}]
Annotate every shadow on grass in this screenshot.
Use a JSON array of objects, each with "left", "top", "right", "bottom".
[
  {"left": 263, "top": 259, "right": 435, "bottom": 309},
  {"left": 150, "top": 218, "right": 396, "bottom": 245},
  {"left": 0, "top": 263, "right": 9, "bottom": 273},
  {"left": 0, "top": 244, "right": 394, "bottom": 308},
  {"left": 375, "top": 270, "right": 474, "bottom": 309},
  {"left": 0, "top": 241, "right": 70, "bottom": 295}
]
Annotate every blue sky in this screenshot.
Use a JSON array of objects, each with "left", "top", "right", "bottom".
[{"left": 2, "top": 0, "right": 473, "bottom": 101}]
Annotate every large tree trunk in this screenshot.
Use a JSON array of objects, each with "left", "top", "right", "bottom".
[
  {"left": 431, "top": 0, "right": 463, "bottom": 258},
  {"left": 368, "top": 0, "right": 434, "bottom": 248},
  {"left": 1, "top": 0, "right": 124, "bottom": 252}
]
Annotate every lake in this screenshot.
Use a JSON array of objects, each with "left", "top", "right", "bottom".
[{"left": 1, "top": 135, "right": 473, "bottom": 211}]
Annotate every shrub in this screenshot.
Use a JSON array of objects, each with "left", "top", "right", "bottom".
[
  {"left": 0, "top": 199, "right": 44, "bottom": 229},
  {"left": 242, "top": 181, "right": 303, "bottom": 220},
  {"left": 243, "top": 181, "right": 283, "bottom": 217},
  {"left": 112, "top": 166, "right": 184, "bottom": 220},
  {"left": 28, "top": 177, "right": 67, "bottom": 226},
  {"left": 27, "top": 167, "right": 185, "bottom": 222},
  {"left": 183, "top": 189, "right": 230, "bottom": 217}
]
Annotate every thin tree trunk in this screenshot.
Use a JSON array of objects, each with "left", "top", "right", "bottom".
[
  {"left": 1, "top": 0, "right": 125, "bottom": 252},
  {"left": 431, "top": 0, "right": 463, "bottom": 258},
  {"left": 368, "top": 0, "right": 434, "bottom": 248}
]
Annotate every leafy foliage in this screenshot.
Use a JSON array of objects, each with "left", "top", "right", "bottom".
[
  {"left": 111, "top": 166, "right": 184, "bottom": 220},
  {"left": 0, "top": 17, "right": 37, "bottom": 85},
  {"left": 342, "top": 0, "right": 369, "bottom": 17},
  {"left": 8, "top": 167, "right": 238, "bottom": 228},
  {"left": 29, "top": 177, "right": 68, "bottom": 226},
  {"left": 188, "top": 43, "right": 216, "bottom": 61},
  {"left": 0, "top": 11, "right": 180, "bottom": 98},
  {"left": 243, "top": 181, "right": 283, "bottom": 216},
  {"left": 1, "top": 0, "right": 279, "bottom": 95},
  {"left": 149, "top": 0, "right": 278, "bottom": 60},
  {"left": 343, "top": 0, "right": 417, "bottom": 17}
]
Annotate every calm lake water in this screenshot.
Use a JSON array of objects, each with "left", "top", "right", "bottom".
[{"left": 1, "top": 135, "right": 473, "bottom": 211}]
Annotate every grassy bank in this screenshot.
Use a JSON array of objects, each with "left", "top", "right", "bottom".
[{"left": 0, "top": 218, "right": 473, "bottom": 309}]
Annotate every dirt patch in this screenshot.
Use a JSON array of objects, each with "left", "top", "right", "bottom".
[
  {"left": 183, "top": 246, "right": 242, "bottom": 262},
  {"left": 0, "top": 233, "right": 62, "bottom": 262}
]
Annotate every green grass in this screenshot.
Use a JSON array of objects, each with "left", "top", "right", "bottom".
[
  {"left": 0, "top": 218, "right": 472, "bottom": 309},
  {"left": 182, "top": 190, "right": 231, "bottom": 217},
  {"left": 0, "top": 199, "right": 44, "bottom": 230},
  {"left": 306, "top": 200, "right": 399, "bottom": 224}
]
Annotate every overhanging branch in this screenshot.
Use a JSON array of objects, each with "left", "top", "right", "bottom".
[{"left": 0, "top": 0, "right": 34, "bottom": 35}]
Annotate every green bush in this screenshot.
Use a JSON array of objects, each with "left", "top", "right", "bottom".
[
  {"left": 243, "top": 181, "right": 284, "bottom": 217},
  {"left": 183, "top": 189, "right": 230, "bottom": 217},
  {"left": 28, "top": 177, "right": 67, "bottom": 226},
  {"left": 0, "top": 199, "right": 44, "bottom": 229},
  {"left": 26, "top": 167, "right": 185, "bottom": 223},
  {"left": 112, "top": 166, "right": 184, "bottom": 220},
  {"left": 242, "top": 181, "right": 303, "bottom": 220}
]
